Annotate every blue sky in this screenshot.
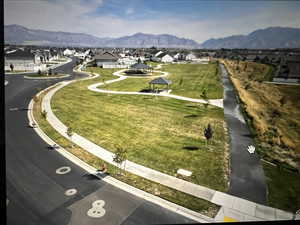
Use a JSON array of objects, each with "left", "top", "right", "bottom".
[{"left": 4, "top": 0, "right": 300, "bottom": 43}]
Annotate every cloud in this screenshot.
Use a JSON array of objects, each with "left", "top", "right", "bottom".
[
  {"left": 4, "top": 0, "right": 300, "bottom": 43},
  {"left": 125, "top": 8, "right": 134, "bottom": 15}
]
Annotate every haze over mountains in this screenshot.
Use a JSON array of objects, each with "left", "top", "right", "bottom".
[{"left": 4, "top": 24, "right": 300, "bottom": 49}]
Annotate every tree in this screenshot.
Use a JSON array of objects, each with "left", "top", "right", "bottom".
[
  {"left": 38, "top": 69, "right": 42, "bottom": 75},
  {"left": 40, "top": 56, "right": 44, "bottom": 63},
  {"left": 48, "top": 68, "right": 52, "bottom": 75},
  {"left": 179, "top": 78, "right": 183, "bottom": 86},
  {"left": 204, "top": 123, "right": 213, "bottom": 145},
  {"left": 113, "top": 146, "right": 127, "bottom": 176},
  {"left": 66, "top": 127, "right": 74, "bottom": 139},
  {"left": 41, "top": 110, "right": 47, "bottom": 119},
  {"left": 10, "top": 63, "right": 14, "bottom": 72},
  {"left": 200, "top": 89, "right": 209, "bottom": 108}
]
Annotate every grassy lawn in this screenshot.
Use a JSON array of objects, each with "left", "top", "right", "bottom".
[
  {"left": 160, "top": 62, "right": 223, "bottom": 99},
  {"left": 33, "top": 81, "right": 220, "bottom": 218},
  {"left": 52, "top": 67, "right": 229, "bottom": 192},
  {"left": 99, "top": 63, "right": 223, "bottom": 99},
  {"left": 263, "top": 162, "right": 300, "bottom": 212},
  {"left": 222, "top": 59, "right": 300, "bottom": 211}
]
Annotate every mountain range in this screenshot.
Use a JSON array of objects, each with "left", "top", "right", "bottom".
[{"left": 4, "top": 24, "right": 300, "bottom": 49}]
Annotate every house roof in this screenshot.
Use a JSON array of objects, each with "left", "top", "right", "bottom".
[
  {"left": 5, "top": 49, "right": 35, "bottom": 59},
  {"left": 131, "top": 63, "right": 150, "bottom": 70},
  {"left": 149, "top": 77, "right": 172, "bottom": 85},
  {"left": 94, "top": 51, "right": 119, "bottom": 60}
]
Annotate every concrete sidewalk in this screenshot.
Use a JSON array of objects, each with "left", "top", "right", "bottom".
[{"left": 40, "top": 66, "right": 295, "bottom": 222}]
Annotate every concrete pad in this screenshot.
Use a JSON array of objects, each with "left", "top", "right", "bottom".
[
  {"left": 275, "top": 209, "right": 293, "bottom": 220},
  {"left": 177, "top": 169, "right": 192, "bottom": 177},
  {"left": 244, "top": 214, "right": 263, "bottom": 221},
  {"left": 255, "top": 204, "right": 276, "bottom": 220},
  {"left": 232, "top": 197, "right": 256, "bottom": 216},
  {"left": 223, "top": 207, "right": 245, "bottom": 221},
  {"left": 211, "top": 192, "right": 235, "bottom": 208}
]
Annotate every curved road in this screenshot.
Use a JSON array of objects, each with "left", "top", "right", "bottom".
[{"left": 5, "top": 58, "right": 197, "bottom": 225}]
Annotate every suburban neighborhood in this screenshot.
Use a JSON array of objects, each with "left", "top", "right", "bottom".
[{"left": 4, "top": 0, "right": 300, "bottom": 225}]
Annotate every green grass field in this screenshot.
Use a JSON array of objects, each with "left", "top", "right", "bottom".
[
  {"left": 52, "top": 67, "right": 229, "bottom": 191},
  {"left": 100, "top": 62, "right": 223, "bottom": 99},
  {"left": 263, "top": 162, "right": 300, "bottom": 212},
  {"left": 33, "top": 86, "right": 220, "bottom": 217}
]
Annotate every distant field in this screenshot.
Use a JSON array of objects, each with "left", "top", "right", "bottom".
[
  {"left": 52, "top": 67, "right": 229, "bottom": 192},
  {"left": 101, "top": 62, "right": 223, "bottom": 99}
]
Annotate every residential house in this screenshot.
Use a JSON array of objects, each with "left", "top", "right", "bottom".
[
  {"left": 93, "top": 51, "right": 122, "bottom": 68},
  {"left": 161, "top": 54, "right": 174, "bottom": 63},
  {"left": 5, "top": 49, "right": 46, "bottom": 72},
  {"left": 185, "top": 53, "right": 198, "bottom": 61}
]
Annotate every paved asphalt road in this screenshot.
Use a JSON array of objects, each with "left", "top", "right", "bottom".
[
  {"left": 5, "top": 58, "right": 196, "bottom": 225},
  {"left": 220, "top": 64, "right": 267, "bottom": 205}
]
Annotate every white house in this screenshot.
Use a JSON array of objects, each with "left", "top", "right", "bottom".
[
  {"left": 161, "top": 54, "right": 174, "bottom": 63},
  {"left": 5, "top": 49, "right": 46, "bottom": 72},
  {"left": 118, "top": 57, "right": 137, "bottom": 66},
  {"left": 63, "top": 48, "right": 74, "bottom": 56},
  {"left": 185, "top": 53, "right": 198, "bottom": 61}
]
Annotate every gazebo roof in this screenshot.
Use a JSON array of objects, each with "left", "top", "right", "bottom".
[
  {"left": 149, "top": 77, "right": 172, "bottom": 85},
  {"left": 131, "top": 63, "right": 150, "bottom": 70}
]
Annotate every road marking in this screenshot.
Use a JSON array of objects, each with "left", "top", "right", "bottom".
[
  {"left": 224, "top": 216, "right": 239, "bottom": 222},
  {"left": 87, "top": 200, "right": 106, "bottom": 218},
  {"left": 247, "top": 145, "right": 255, "bottom": 154},
  {"left": 9, "top": 107, "right": 19, "bottom": 111},
  {"left": 7, "top": 198, "right": 9, "bottom": 206},
  {"left": 56, "top": 166, "right": 71, "bottom": 174},
  {"left": 65, "top": 188, "right": 77, "bottom": 196}
]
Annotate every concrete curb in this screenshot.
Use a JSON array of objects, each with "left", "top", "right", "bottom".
[
  {"left": 5, "top": 80, "right": 8, "bottom": 86},
  {"left": 27, "top": 67, "right": 214, "bottom": 223},
  {"left": 24, "top": 74, "right": 70, "bottom": 80}
]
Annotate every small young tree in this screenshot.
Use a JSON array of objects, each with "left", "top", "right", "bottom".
[
  {"left": 66, "top": 127, "right": 74, "bottom": 139},
  {"left": 41, "top": 110, "right": 47, "bottom": 119},
  {"left": 10, "top": 63, "right": 14, "bottom": 72},
  {"left": 48, "top": 68, "right": 52, "bottom": 75},
  {"left": 113, "top": 146, "right": 127, "bottom": 176},
  {"left": 204, "top": 123, "right": 213, "bottom": 145},
  {"left": 38, "top": 69, "right": 42, "bottom": 75},
  {"left": 179, "top": 78, "right": 183, "bottom": 86},
  {"left": 200, "top": 89, "right": 209, "bottom": 108}
]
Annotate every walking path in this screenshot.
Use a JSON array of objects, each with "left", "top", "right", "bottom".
[
  {"left": 87, "top": 66, "right": 223, "bottom": 108},
  {"left": 37, "top": 63, "right": 294, "bottom": 222},
  {"left": 220, "top": 64, "right": 267, "bottom": 204}
]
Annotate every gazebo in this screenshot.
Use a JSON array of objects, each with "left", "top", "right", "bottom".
[
  {"left": 149, "top": 77, "right": 172, "bottom": 92},
  {"left": 125, "top": 63, "right": 152, "bottom": 75}
]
